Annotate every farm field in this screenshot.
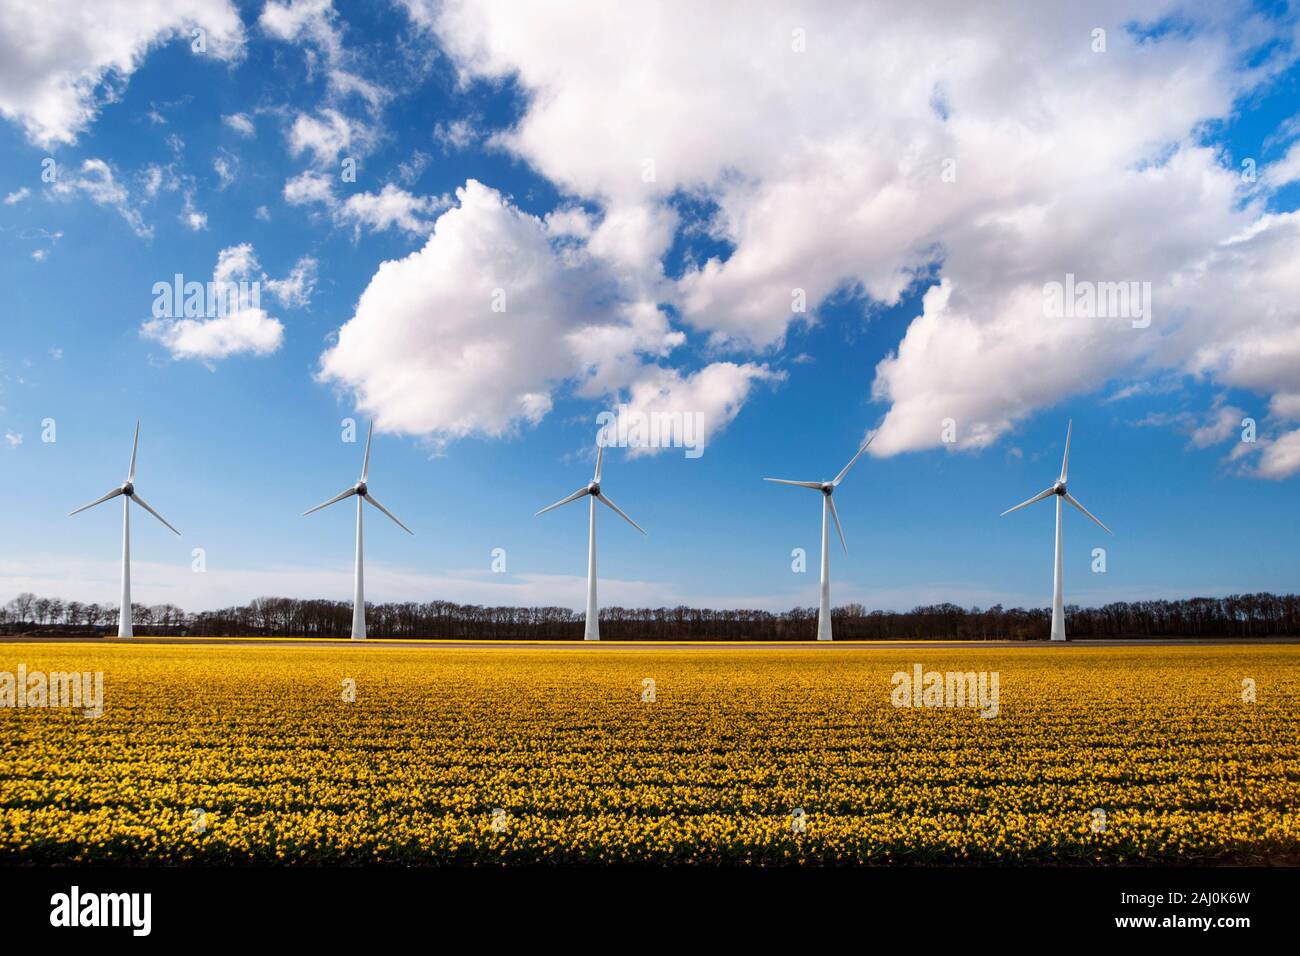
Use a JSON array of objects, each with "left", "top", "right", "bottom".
[{"left": 1, "top": 642, "right": 1297, "bottom": 865}]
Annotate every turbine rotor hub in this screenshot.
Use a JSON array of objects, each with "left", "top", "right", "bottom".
[
  {"left": 589, "top": 482, "right": 600, "bottom": 495},
  {"left": 822, "top": 483, "right": 834, "bottom": 495},
  {"left": 1054, "top": 481, "right": 1067, "bottom": 496},
  {"left": 356, "top": 481, "right": 367, "bottom": 496},
  {"left": 121, "top": 482, "right": 134, "bottom": 496}
]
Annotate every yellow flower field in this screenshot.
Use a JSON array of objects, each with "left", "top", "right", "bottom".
[{"left": 1, "top": 642, "right": 1297, "bottom": 864}]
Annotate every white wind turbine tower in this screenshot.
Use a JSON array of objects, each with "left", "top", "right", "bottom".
[
  {"left": 1000, "top": 420, "right": 1112, "bottom": 642},
  {"left": 535, "top": 437, "right": 645, "bottom": 641},
  {"left": 69, "top": 421, "right": 180, "bottom": 638},
  {"left": 303, "top": 423, "right": 413, "bottom": 641},
  {"left": 764, "top": 434, "right": 875, "bottom": 642}
]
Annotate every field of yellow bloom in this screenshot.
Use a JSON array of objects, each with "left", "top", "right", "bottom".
[{"left": 1, "top": 641, "right": 1297, "bottom": 865}]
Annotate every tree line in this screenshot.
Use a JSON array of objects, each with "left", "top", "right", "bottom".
[{"left": 3, "top": 591, "right": 1298, "bottom": 640}]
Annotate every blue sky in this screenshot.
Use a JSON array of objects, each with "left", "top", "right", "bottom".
[{"left": 1, "top": 0, "right": 1298, "bottom": 613}]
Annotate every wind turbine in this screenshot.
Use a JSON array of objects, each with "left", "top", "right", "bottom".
[
  {"left": 764, "top": 434, "right": 875, "bottom": 641},
  {"left": 535, "top": 436, "right": 645, "bottom": 641},
  {"left": 303, "top": 423, "right": 412, "bottom": 641},
  {"left": 69, "top": 421, "right": 180, "bottom": 638},
  {"left": 1000, "top": 420, "right": 1112, "bottom": 641}
]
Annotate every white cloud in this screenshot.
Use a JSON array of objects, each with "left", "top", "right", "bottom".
[
  {"left": 212, "top": 242, "right": 258, "bottom": 283},
  {"left": 327, "top": 69, "right": 389, "bottom": 113},
  {"left": 140, "top": 243, "right": 299, "bottom": 362},
  {"left": 265, "top": 256, "right": 318, "bottom": 308},
  {"left": 3, "top": 432, "right": 21, "bottom": 448},
  {"left": 222, "top": 112, "right": 255, "bottom": 137},
  {"left": 283, "top": 169, "right": 336, "bottom": 206},
  {"left": 1254, "top": 428, "right": 1300, "bottom": 479},
  {"left": 337, "top": 183, "right": 448, "bottom": 236},
  {"left": 287, "top": 107, "right": 370, "bottom": 165},
  {"left": 1269, "top": 393, "right": 1300, "bottom": 420},
  {"left": 136, "top": 160, "right": 211, "bottom": 234},
  {"left": 213, "top": 152, "right": 238, "bottom": 189},
  {"left": 1267, "top": 139, "right": 1300, "bottom": 187},
  {"left": 142, "top": 307, "right": 282, "bottom": 363},
  {"left": 397, "top": 150, "right": 431, "bottom": 185},
  {"left": 283, "top": 173, "right": 447, "bottom": 238},
  {"left": 433, "top": 118, "right": 477, "bottom": 152},
  {"left": 1137, "top": 400, "right": 1252, "bottom": 452},
  {"left": 4, "top": 188, "right": 30, "bottom": 204},
  {"left": 604, "top": 363, "right": 783, "bottom": 458},
  {"left": 260, "top": 0, "right": 389, "bottom": 111},
  {"left": 545, "top": 206, "right": 594, "bottom": 240},
  {"left": 141, "top": 165, "right": 165, "bottom": 199},
  {"left": 413, "top": 0, "right": 1300, "bottom": 475},
  {"left": 260, "top": 0, "right": 342, "bottom": 60},
  {"left": 1188, "top": 403, "right": 1248, "bottom": 448},
  {"left": 0, "top": 0, "right": 244, "bottom": 147},
  {"left": 256, "top": 0, "right": 340, "bottom": 60},
  {"left": 50, "top": 158, "right": 150, "bottom": 237},
  {"left": 1102, "top": 379, "right": 1181, "bottom": 404},
  {"left": 205, "top": 243, "right": 316, "bottom": 310},
  {"left": 265, "top": 2, "right": 387, "bottom": 166},
  {"left": 180, "top": 183, "right": 207, "bottom": 230},
  {"left": 319, "top": 179, "right": 693, "bottom": 440}
]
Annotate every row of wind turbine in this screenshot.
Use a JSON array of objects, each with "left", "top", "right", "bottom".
[
  {"left": 70, "top": 419, "right": 1108, "bottom": 643},
  {"left": 764, "top": 420, "right": 1111, "bottom": 642},
  {"left": 70, "top": 422, "right": 412, "bottom": 641}
]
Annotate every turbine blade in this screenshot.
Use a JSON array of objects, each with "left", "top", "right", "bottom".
[
  {"left": 597, "top": 492, "right": 646, "bottom": 535},
  {"left": 535, "top": 486, "right": 590, "bottom": 516},
  {"left": 364, "top": 493, "right": 413, "bottom": 535},
  {"left": 1064, "top": 492, "right": 1111, "bottom": 534},
  {"left": 593, "top": 437, "right": 605, "bottom": 483},
  {"left": 69, "top": 487, "right": 123, "bottom": 517},
  {"left": 304, "top": 486, "right": 357, "bottom": 516},
  {"left": 130, "top": 493, "right": 180, "bottom": 535},
  {"left": 833, "top": 431, "right": 876, "bottom": 486},
  {"left": 1060, "top": 419, "right": 1072, "bottom": 482},
  {"left": 828, "top": 495, "right": 847, "bottom": 553},
  {"left": 127, "top": 420, "right": 140, "bottom": 482},
  {"left": 763, "top": 478, "right": 824, "bottom": 490},
  {"left": 1000, "top": 486, "right": 1056, "bottom": 517},
  {"left": 361, "top": 422, "right": 373, "bottom": 482}
]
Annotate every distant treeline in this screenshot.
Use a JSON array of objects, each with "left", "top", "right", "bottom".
[{"left": 3, "top": 591, "right": 1299, "bottom": 640}]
